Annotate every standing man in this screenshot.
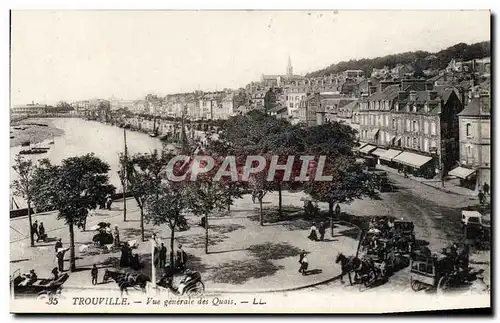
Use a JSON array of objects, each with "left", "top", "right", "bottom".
[
  {"left": 54, "top": 238, "right": 62, "bottom": 258},
  {"left": 32, "top": 220, "right": 39, "bottom": 244},
  {"left": 56, "top": 248, "right": 68, "bottom": 272},
  {"left": 159, "top": 243, "right": 167, "bottom": 269},
  {"left": 318, "top": 221, "right": 326, "bottom": 241},
  {"left": 113, "top": 225, "right": 120, "bottom": 248},
  {"left": 91, "top": 264, "right": 98, "bottom": 285},
  {"left": 38, "top": 222, "right": 46, "bottom": 242},
  {"left": 483, "top": 182, "right": 490, "bottom": 196}
]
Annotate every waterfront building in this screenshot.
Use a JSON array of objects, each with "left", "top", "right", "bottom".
[
  {"left": 449, "top": 92, "right": 490, "bottom": 190},
  {"left": 11, "top": 102, "right": 48, "bottom": 115},
  {"left": 358, "top": 79, "right": 464, "bottom": 178}
]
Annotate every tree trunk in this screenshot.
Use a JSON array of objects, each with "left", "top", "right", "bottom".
[
  {"left": 170, "top": 224, "right": 175, "bottom": 268},
  {"left": 27, "top": 199, "right": 34, "bottom": 247},
  {"left": 205, "top": 213, "right": 209, "bottom": 254},
  {"left": 259, "top": 199, "right": 264, "bottom": 226},
  {"left": 227, "top": 203, "right": 230, "bottom": 211},
  {"left": 140, "top": 207, "right": 145, "bottom": 242},
  {"left": 69, "top": 221, "right": 76, "bottom": 272},
  {"left": 277, "top": 183, "right": 283, "bottom": 218},
  {"left": 329, "top": 202, "right": 334, "bottom": 237}
]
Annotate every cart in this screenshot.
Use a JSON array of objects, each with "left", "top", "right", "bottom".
[{"left": 11, "top": 271, "right": 69, "bottom": 299}]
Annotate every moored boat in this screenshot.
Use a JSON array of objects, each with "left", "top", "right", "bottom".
[{"left": 19, "top": 147, "right": 48, "bottom": 155}]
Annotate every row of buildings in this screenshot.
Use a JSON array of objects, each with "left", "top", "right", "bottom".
[{"left": 11, "top": 55, "right": 490, "bottom": 190}]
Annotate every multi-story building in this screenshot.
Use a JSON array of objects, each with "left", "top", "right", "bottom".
[
  {"left": 213, "top": 93, "right": 235, "bottom": 120},
  {"left": 284, "top": 92, "right": 306, "bottom": 118},
  {"left": 11, "top": 102, "right": 48, "bottom": 115},
  {"left": 358, "top": 79, "right": 463, "bottom": 178},
  {"left": 449, "top": 92, "right": 490, "bottom": 190}
]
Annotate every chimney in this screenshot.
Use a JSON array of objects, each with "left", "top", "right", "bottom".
[
  {"left": 409, "top": 91, "right": 417, "bottom": 101},
  {"left": 479, "top": 93, "right": 490, "bottom": 114}
]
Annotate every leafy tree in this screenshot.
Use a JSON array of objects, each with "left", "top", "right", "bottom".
[
  {"left": 119, "top": 149, "right": 174, "bottom": 241},
  {"left": 144, "top": 180, "right": 190, "bottom": 267},
  {"left": 31, "top": 154, "right": 111, "bottom": 271},
  {"left": 11, "top": 155, "right": 37, "bottom": 247}
]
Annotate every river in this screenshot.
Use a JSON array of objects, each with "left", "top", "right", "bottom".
[{"left": 10, "top": 118, "right": 171, "bottom": 196}]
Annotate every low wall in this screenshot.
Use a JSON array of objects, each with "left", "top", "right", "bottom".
[{"left": 10, "top": 192, "right": 134, "bottom": 219}]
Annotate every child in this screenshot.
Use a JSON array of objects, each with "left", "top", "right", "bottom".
[{"left": 91, "top": 264, "right": 98, "bottom": 285}]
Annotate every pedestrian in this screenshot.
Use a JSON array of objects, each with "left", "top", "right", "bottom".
[
  {"left": 483, "top": 182, "right": 490, "bottom": 195},
  {"left": 403, "top": 168, "right": 408, "bottom": 178},
  {"left": 252, "top": 191, "right": 256, "bottom": 204},
  {"left": 298, "top": 251, "right": 308, "bottom": 276},
  {"left": 318, "top": 221, "right": 326, "bottom": 241},
  {"left": 56, "top": 248, "right": 68, "bottom": 272},
  {"left": 91, "top": 264, "right": 98, "bottom": 285},
  {"left": 478, "top": 190, "right": 485, "bottom": 205},
  {"left": 32, "top": 220, "right": 39, "bottom": 243},
  {"left": 176, "top": 244, "right": 187, "bottom": 271},
  {"left": 308, "top": 223, "right": 318, "bottom": 241},
  {"left": 113, "top": 225, "right": 120, "bottom": 248},
  {"left": 54, "top": 238, "right": 62, "bottom": 256},
  {"left": 159, "top": 243, "right": 167, "bottom": 269},
  {"left": 38, "top": 222, "right": 46, "bottom": 242},
  {"left": 106, "top": 194, "right": 113, "bottom": 210}
]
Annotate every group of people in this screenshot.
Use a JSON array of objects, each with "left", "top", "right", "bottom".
[
  {"left": 308, "top": 221, "right": 328, "bottom": 241},
  {"left": 119, "top": 242, "right": 141, "bottom": 270},
  {"left": 478, "top": 182, "right": 490, "bottom": 205},
  {"left": 153, "top": 239, "right": 188, "bottom": 272},
  {"left": 30, "top": 220, "right": 47, "bottom": 244}
]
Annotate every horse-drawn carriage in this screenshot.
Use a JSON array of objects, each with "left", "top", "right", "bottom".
[
  {"left": 410, "top": 246, "right": 470, "bottom": 293},
  {"left": 92, "top": 222, "right": 114, "bottom": 246},
  {"left": 364, "top": 238, "right": 409, "bottom": 277},
  {"left": 10, "top": 270, "right": 69, "bottom": 299},
  {"left": 157, "top": 268, "right": 205, "bottom": 297}
]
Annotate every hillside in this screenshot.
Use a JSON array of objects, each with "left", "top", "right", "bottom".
[{"left": 306, "top": 41, "right": 490, "bottom": 78}]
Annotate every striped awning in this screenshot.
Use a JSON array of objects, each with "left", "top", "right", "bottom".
[
  {"left": 380, "top": 149, "right": 403, "bottom": 161},
  {"left": 359, "top": 144, "right": 377, "bottom": 154},
  {"left": 448, "top": 166, "right": 476, "bottom": 179},
  {"left": 372, "top": 148, "right": 388, "bottom": 157},
  {"left": 393, "top": 151, "right": 433, "bottom": 168},
  {"left": 371, "top": 129, "right": 380, "bottom": 139}
]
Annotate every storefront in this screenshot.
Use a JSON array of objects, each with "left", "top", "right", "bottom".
[
  {"left": 393, "top": 151, "right": 434, "bottom": 178},
  {"left": 378, "top": 149, "right": 403, "bottom": 169},
  {"left": 448, "top": 166, "right": 477, "bottom": 190},
  {"left": 372, "top": 148, "right": 388, "bottom": 165}
]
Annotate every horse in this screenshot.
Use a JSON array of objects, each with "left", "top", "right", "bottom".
[
  {"left": 335, "top": 253, "right": 379, "bottom": 286},
  {"left": 103, "top": 269, "right": 151, "bottom": 296}
]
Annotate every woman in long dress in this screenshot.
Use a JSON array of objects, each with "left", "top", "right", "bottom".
[{"left": 308, "top": 223, "right": 318, "bottom": 241}]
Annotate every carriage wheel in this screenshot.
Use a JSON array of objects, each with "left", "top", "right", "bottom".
[
  {"left": 186, "top": 282, "right": 205, "bottom": 297},
  {"left": 36, "top": 291, "right": 51, "bottom": 300},
  {"left": 437, "top": 276, "right": 450, "bottom": 294},
  {"left": 410, "top": 279, "right": 422, "bottom": 291}
]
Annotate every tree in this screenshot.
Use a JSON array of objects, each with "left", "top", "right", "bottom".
[
  {"left": 119, "top": 149, "right": 174, "bottom": 242},
  {"left": 144, "top": 180, "right": 190, "bottom": 267},
  {"left": 11, "top": 155, "right": 37, "bottom": 247},
  {"left": 31, "top": 154, "right": 111, "bottom": 271}
]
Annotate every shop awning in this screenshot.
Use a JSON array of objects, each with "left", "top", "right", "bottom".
[
  {"left": 395, "top": 136, "right": 402, "bottom": 143},
  {"left": 393, "top": 151, "right": 433, "bottom": 168},
  {"left": 448, "top": 166, "right": 477, "bottom": 179},
  {"left": 372, "top": 148, "right": 388, "bottom": 157},
  {"left": 371, "top": 129, "right": 380, "bottom": 139},
  {"left": 359, "top": 144, "right": 377, "bottom": 154},
  {"left": 389, "top": 135, "right": 396, "bottom": 144},
  {"left": 380, "top": 149, "right": 403, "bottom": 161}
]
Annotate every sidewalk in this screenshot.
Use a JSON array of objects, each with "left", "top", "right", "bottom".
[{"left": 376, "top": 164, "right": 478, "bottom": 198}]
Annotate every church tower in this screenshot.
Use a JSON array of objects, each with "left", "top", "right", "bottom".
[{"left": 287, "top": 56, "right": 293, "bottom": 77}]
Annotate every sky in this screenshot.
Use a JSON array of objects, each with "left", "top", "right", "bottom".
[{"left": 10, "top": 10, "right": 490, "bottom": 105}]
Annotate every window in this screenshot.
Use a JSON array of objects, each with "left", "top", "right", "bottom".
[
  {"left": 431, "top": 122, "right": 436, "bottom": 135},
  {"left": 412, "top": 121, "right": 417, "bottom": 132},
  {"left": 392, "top": 119, "right": 397, "bottom": 130},
  {"left": 466, "top": 146, "right": 472, "bottom": 157},
  {"left": 413, "top": 137, "right": 419, "bottom": 149},
  {"left": 406, "top": 137, "right": 411, "bottom": 147},
  {"left": 424, "top": 121, "right": 429, "bottom": 134},
  {"left": 431, "top": 140, "right": 437, "bottom": 149},
  {"left": 406, "top": 119, "right": 411, "bottom": 131},
  {"left": 385, "top": 115, "right": 389, "bottom": 126},
  {"left": 424, "top": 138, "right": 429, "bottom": 152},
  {"left": 466, "top": 123, "right": 472, "bottom": 137}
]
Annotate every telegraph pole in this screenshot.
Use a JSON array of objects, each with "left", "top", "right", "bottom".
[{"left": 123, "top": 126, "right": 128, "bottom": 222}]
